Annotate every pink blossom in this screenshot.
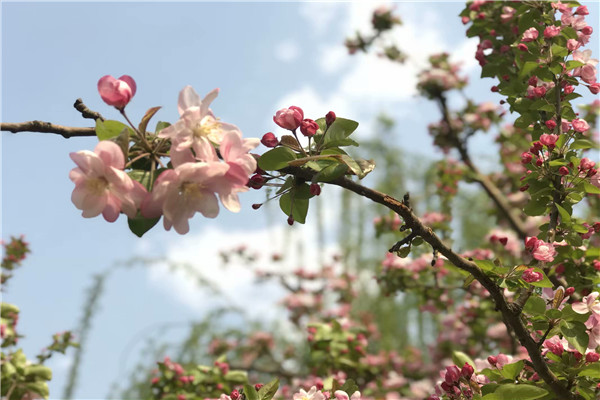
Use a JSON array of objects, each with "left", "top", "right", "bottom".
[
  {"left": 575, "top": 5, "right": 589, "bottom": 15},
  {"left": 543, "top": 336, "right": 567, "bottom": 356},
  {"left": 293, "top": 386, "right": 326, "bottom": 400},
  {"left": 97, "top": 75, "right": 136, "bottom": 109},
  {"left": 159, "top": 86, "right": 238, "bottom": 162},
  {"left": 572, "top": 292, "right": 600, "bottom": 315},
  {"left": 500, "top": 6, "right": 515, "bottom": 23},
  {"left": 69, "top": 141, "right": 146, "bottom": 222},
  {"left": 219, "top": 130, "right": 259, "bottom": 211},
  {"left": 572, "top": 119, "right": 590, "bottom": 133},
  {"left": 522, "top": 268, "right": 543, "bottom": 283},
  {"left": 274, "top": 106, "right": 304, "bottom": 130},
  {"left": 543, "top": 25, "right": 561, "bottom": 39},
  {"left": 334, "top": 390, "right": 361, "bottom": 400},
  {"left": 580, "top": 158, "right": 596, "bottom": 170},
  {"left": 141, "top": 162, "right": 230, "bottom": 234},
  {"left": 573, "top": 50, "right": 598, "bottom": 84},
  {"left": 261, "top": 132, "right": 278, "bottom": 147},
  {"left": 521, "top": 28, "right": 539, "bottom": 42},
  {"left": 300, "top": 119, "right": 320, "bottom": 137},
  {"left": 532, "top": 240, "right": 557, "bottom": 262},
  {"left": 567, "top": 39, "right": 580, "bottom": 51},
  {"left": 539, "top": 133, "right": 559, "bottom": 147}
]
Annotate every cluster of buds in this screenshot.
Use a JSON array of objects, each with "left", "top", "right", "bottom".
[
  {"left": 436, "top": 363, "right": 479, "bottom": 400},
  {"left": 525, "top": 236, "right": 557, "bottom": 263},
  {"left": 417, "top": 53, "right": 468, "bottom": 99}
]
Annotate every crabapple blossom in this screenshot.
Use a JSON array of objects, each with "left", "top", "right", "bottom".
[
  {"left": 300, "top": 119, "right": 319, "bottom": 137},
  {"left": 261, "top": 132, "right": 278, "bottom": 147},
  {"left": 140, "top": 162, "right": 230, "bottom": 234},
  {"left": 293, "top": 386, "right": 326, "bottom": 400},
  {"left": 69, "top": 141, "right": 146, "bottom": 222},
  {"left": 522, "top": 268, "right": 543, "bottom": 283},
  {"left": 543, "top": 25, "right": 561, "bottom": 38},
  {"left": 159, "top": 86, "right": 238, "bottom": 162},
  {"left": 521, "top": 27, "right": 539, "bottom": 42},
  {"left": 539, "top": 133, "right": 559, "bottom": 147},
  {"left": 97, "top": 75, "right": 136, "bottom": 109},
  {"left": 334, "top": 390, "right": 361, "bottom": 400},
  {"left": 273, "top": 106, "right": 304, "bottom": 130},
  {"left": 572, "top": 292, "right": 600, "bottom": 315},
  {"left": 572, "top": 118, "right": 590, "bottom": 133},
  {"left": 572, "top": 50, "right": 598, "bottom": 84}
]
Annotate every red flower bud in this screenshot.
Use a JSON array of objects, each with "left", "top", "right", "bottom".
[
  {"left": 565, "top": 287, "right": 575, "bottom": 296},
  {"left": 252, "top": 203, "right": 262, "bottom": 210},
  {"left": 261, "top": 132, "right": 279, "bottom": 147},
  {"left": 518, "top": 43, "right": 528, "bottom": 52},
  {"left": 487, "top": 356, "right": 498, "bottom": 366},
  {"left": 559, "top": 166, "right": 569, "bottom": 175},
  {"left": 545, "top": 120, "right": 556, "bottom": 130},
  {"left": 491, "top": 85, "right": 499, "bottom": 92},
  {"left": 249, "top": 174, "right": 266, "bottom": 189},
  {"left": 287, "top": 215, "right": 294, "bottom": 225},
  {"left": 581, "top": 26, "right": 593, "bottom": 35},
  {"left": 521, "top": 152, "right": 533, "bottom": 164},
  {"left": 310, "top": 183, "right": 321, "bottom": 196},
  {"left": 586, "top": 352, "right": 600, "bottom": 363},
  {"left": 231, "top": 390, "right": 240, "bottom": 400},
  {"left": 461, "top": 362, "right": 474, "bottom": 378},
  {"left": 255, "top": 384, "right": 264, "bottom": 391},
  {"left": 300, "top": 119, "right": 319, "bottom": 137},
  {"left": 326, "top": 111, "right": 336, "bottom": 127},
  {"left": 499, "top": 237, "right": 508, "bottom": 246}
]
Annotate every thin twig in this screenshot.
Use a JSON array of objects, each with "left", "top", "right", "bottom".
[
  {"left": 73, "top": 98, "right": 105, "bottom": 121},
  {"left": 1, "top": 121, "right": 95, "bottom": 138}
]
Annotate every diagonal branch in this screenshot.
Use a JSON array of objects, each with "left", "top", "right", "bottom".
[{"left": 282, "top": 165, "right": 574, "bottom": 400}]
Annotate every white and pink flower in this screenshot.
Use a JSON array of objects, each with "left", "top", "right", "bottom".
[{"left": 69, "top": 141, "right": 146, "bottom": 222}]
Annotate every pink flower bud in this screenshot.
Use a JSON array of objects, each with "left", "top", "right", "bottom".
[
  {"left": 545, "top": 120, "right": 557, "bottom": 130},
  {"left": 564, "top": 85, "right": 574, "bottom": 94},
  {"left": 97, "top": 75, "right": 136, "bottom": 110},
  {"left": 273, "top": 106, "right": 304, "bottom": 130},
  {"left": 310, "top": 183, "right": 321, "bottom": 196},
  {"left": 487, "top": 356, "right": 498, "bottom": 366},
  {"left": 177, "top": 395, "right": 186, "bottom": 400},
  {"left": 575, "top": 5, "right": 589, "bottom": 15},
  {"left": 539, "top": 134, "right": 559, "bottom": 147},
  {"left": 231, "top": 390, "right": 240, "bottom": 400},
  {"left": 567, "top": 39, "right": 580, "bottom": 51},
  {"left": 151, "top": 377, "right": 159, "bottom": 385},
  {"left": 572, "top": 119, "right": 589, "bottom": 133},
  {"left": 326, "top": 111, "right": 337, "bottom": 126},
  {"left": 565, "top": 287, "right": 575, "bottom": 296},
  {"left": 521, "top": 152, "right": 533, "bottom": 164},
  {"left": 581, "top": 26, "right": 593, "bottom": 35},
  {"left": 300, "top": 119, "right": 320, "bottom": 137},
  {"left": 522, "top": 28, "right": 539, "bottom": 42},
  {"left": 586, "top": 352, "right": 600, "bottom": 363},
  {"left": 255, "top": 384, "right": 264, "bottom": 391},
  {"left": 444, "top": 365, "right": 461, "bottom": 384},
  {"left": 522, "top": 267, "right": 543, "bottom": 283},
  {"left": 461, "top": 362, "right": 474, "bottom": 378},
  {"left": 518, "top": 43, "right": 529, "bottom": 52},
  {"left": 261, "top": 132, "right": 279, "bottom": 147},
  {"left": 559, "top": 166, "right": 569, "bottom": 175},
  {"left": 589, "top": 83, "right": 600, "bottom": 94},
  {"left": 543, "top": 25, "right": 561, "bottom": 38}
]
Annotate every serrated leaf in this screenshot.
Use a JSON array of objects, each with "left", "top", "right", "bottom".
[
  {"left": 258, "top": 379, "right": 279, "bottom": 400},
  {"left": 523, "top": 296, "right": 547, "bottom": 316},
  {"left": 279, "top": 192, "right": 309, "bottom": 224},
  {"left": 500, "top": 360, "right": 524, "bottom": 380},
  {"left": 244, "top": 384, "right": 259, "bottom": 400}
]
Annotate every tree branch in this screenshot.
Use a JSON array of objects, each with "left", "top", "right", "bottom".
[
  {"left": 73, "top": 98, "right": 105, "bottom": 121},
  {"left": 282, "top": 165, "right": 574, "bottom": 400},
  {"left": 437, "top": 95, "right": 529, "bottom": 240},
  {"left": 1, "top": 121, "right": 95, "bottom": 138}
]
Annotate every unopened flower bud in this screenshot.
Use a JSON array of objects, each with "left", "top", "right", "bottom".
[
  {"left": 273, "top": 106, "right": 304, "bottom": 130},
  {"left": 586, "top": 352, "right": 600, "bottom": 363},
  {"left": 287, "top": 215, "right": 294, "bottom": 225},
  {"left": 488, "top": 356, "right": 498, "bottom": 366},
  {"left": 300, "top": 119, "right": 319, "bottom": 137},
  {"left": 559, "top": 166, "right": 569, "bottom": 176},
  {"left": 249, "top": 174, "right": 266, "bottom": 189},
  {"left": 565, "top": 287, "right": 575, "bottom": 296},
  {"left": 252, "top": 203, "right": 262, "bottom": 210},
  {"left": 545, "top": 120, "right": 556, "bottom": 130},
  {"left": 231, "top": 390, "right": 240, "bottom": 400},
  {"left": 326, "top": 111, "right": 336, "bottom": 126},
  {"left": 261, "top": 132, "right": 279, "bottom": 147},
  {"left": 310, "top": 183, "right": 321, "bottom": 196},
  {"left": 461, "top": 362, "right": 474, "bottom": 378},
  {"left": 255, "top": 383, "right": 264, "bottom": 391}
]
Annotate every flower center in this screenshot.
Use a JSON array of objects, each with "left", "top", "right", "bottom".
[
  {"left": 178, "top": 181, "right": 204, "bottom": 200},
  {"left": 86, "top": 177, "right": 109, "bottom": 195},
  {"left": 192, "top": 117, "right": 221, "bottom": 140}
]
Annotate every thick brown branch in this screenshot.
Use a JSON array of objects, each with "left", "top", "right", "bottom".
[
  {"left": 1, "top": 121, "right": 95, "bottom": 138},
  {"left": 282, "top": 165, "right": 575, "bottom": 399}
]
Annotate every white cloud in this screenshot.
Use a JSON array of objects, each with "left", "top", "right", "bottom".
[
  {"left": 144, "top": 224, "right": 340, "bottom": 318},
  {"left": 274, "top": 40, "right": 300, "bottom": 63}
]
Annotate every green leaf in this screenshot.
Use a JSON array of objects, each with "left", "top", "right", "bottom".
[
  {"left": 500, "top": 360, "right": 524, "bottom": 380},
  {"left": 490, "top": 384, "right": 548, "bottom": 400},
  {"left": 524, "top": 196, "right": 550, "bottom": 216},
  {"left": 570, "top": 139, "right": 595, "bottom": 150},
  {"left": 578, "top": 364, "right": 600, "bottom": 378},
  {"left": 95, "top": 119, "right": 132, "bottom": 141},
  {"left": 128, "top": 213, "right": 160, "bottom": 238},
  {"left": 223, "top": 370, "right": 248, "bottom": 383},
  {"left": 550, "top": 43, "right": 568, "bottom": 57},
  {"left": 279, "top": 192, "right": 309, "bottom": 224},
  {"left": 560, "top": 320, "right": 589, "bottom": 354},
  {"left": 555, "top": 203, "right": 571, "bottom": 224},
  {"left": 24, "top": 365, "right": 52, "bottom": 380},
  {"left": 138, "top": 106, "right": 162, "bottom": 134},
  {"left": 313, "top": 163, "right": 348, "bottom": 183},
  {"left": 523, "top": 296, "right": 547, "bottom": 316},
  {"left": 24, "top": 381, "right": 50, "bottom": 399},
  {"left": 545, "top": 308, "right": 562, "bottom": 320},
  {"left": 244, "top": 384, "right": 259, "bottom": 400},
  {"left": 323, "top": 118, "right": 359, "bottom": 146},
  {"left": 258, "top": 147, "right": 297, "bottom": 171},
  {"left": 258, "top": 378, "right": 279, "bottom": 400},
  {"left": 339, "top": 379, "right": 359, "bottom": 396},
  {"left": 566, "top": 60, "right": 585, "bottom": 70},
  {"left": 155, "top": 121, "right": 171, "bottom": 133},
  {"left": 519, "top": 61, "right": 539, "bottom": 78},
  {"left": 339, "top": 155, "right": 375, "bottom": 179},
  {"left": 452, "top": 351, "right": 476, "bottom": 370},
  {"left": 583, "top": 182, "right": 600, "bottom": 194},
  {"left": 474, "top": 260, "right": 496, "bottom": 272}
]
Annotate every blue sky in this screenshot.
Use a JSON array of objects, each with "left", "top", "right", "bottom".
[{"left": 2, "top": 1, "right": 598, "bottom": 398}]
